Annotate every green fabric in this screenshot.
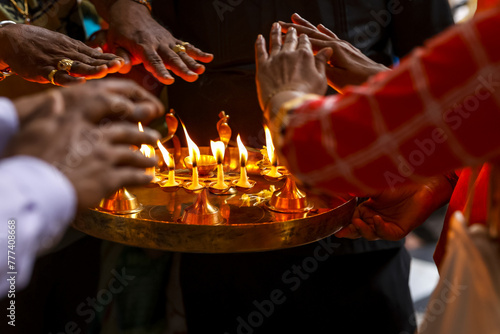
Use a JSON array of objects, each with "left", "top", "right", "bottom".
[
  {"left": 89, "top": 242, "right": 172, "bottom": 334},
  {"left": 0, "top": 0, "right": 86, "bottom": 40}
]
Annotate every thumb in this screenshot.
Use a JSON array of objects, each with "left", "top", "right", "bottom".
[{"left": 315, "top": 47, "right": 333, "bottom": 73}]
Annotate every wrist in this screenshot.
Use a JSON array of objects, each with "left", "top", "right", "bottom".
[{"left": 265, "top": 90, "right": 305, "bottom": 120}]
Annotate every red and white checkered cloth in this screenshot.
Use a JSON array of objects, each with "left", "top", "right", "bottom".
[{"left": 273, "top": 6, "right": 500, "bottom": 198}]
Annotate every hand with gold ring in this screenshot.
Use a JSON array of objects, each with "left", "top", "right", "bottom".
[
  {"left": 102, "top": 0, "right": 213, "bottom": 84},
  {"left": 0, "top": 24, "right": 125, "bottom": 86},
  {"left": 172, "top": 44, "right": 187, "bottom": 54}
]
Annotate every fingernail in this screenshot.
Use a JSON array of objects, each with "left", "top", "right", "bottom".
[{"left": 273, "top": 22, "right": 281, "bottom": 29}]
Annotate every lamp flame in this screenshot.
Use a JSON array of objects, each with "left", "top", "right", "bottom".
[
  {"left": 157, "top": 140, "right": 174, "bottom": 169},
  {"left": 181, "top": 122, "right": 200, "bottom": 167},
  {"left": 138, "top": 122, "right": 154, "bottom": 158},
  {"left": 211, "top": 140, "right": 225, "bottom": 165},
  {"left": 237, "top": 134, "right": 248, "bottom": 168},
  {"left": 264, "top": 125, "right": 277, "bottom": 166}
]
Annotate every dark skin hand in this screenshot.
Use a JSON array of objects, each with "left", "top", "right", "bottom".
[
  {"left": 13, "top": 79, "right": 164, "bottom": 128},
  {"left": 335, "top": 176, "right": 453, "bottom": 240},
  {"left": 280, "top": 13, "right": 389, "bottom": 94},
  {"left": 8, "top": 79, "right": 164, "bottom": 210},
  {"left": 92, "top": 0, "right": 214, "bottom": 84},
  {"left": 255, "top": 23, "right": 332, "bottom": 114},
  {"left": 0, "top": 24, "right": 124, "bottom": 86}
]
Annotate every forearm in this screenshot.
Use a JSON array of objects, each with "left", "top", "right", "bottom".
[{"left": 90, "top": 0, "right": 150, "bottom": 23}]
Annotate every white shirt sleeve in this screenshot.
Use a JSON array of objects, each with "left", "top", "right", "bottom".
[
  {"left": 0, "top": 98, "right": 19, "bottom": 153},
  {"left": 0, "top": 156, "right": 77, "bottom": 296}
]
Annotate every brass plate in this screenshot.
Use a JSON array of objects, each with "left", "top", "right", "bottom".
[{"left": 72, "top": 148, "right": 356, "bottom": 253}]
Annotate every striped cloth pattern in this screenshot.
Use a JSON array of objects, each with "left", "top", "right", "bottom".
[{"left": 274, "top": 6, "right": 500, "bottom": 198}]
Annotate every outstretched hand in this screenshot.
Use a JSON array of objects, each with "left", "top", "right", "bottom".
[
  {"left": 279, "top": 13, "right": 389, "bottom": 94},
  {"left": 103, "top": 0, "right": 213, "bottom": 84},
  {"left": 9, "top": 79, "right": 165, "bottom": 210},
  {"left": 0, "top": 24, "right": 124, "bottom": 86},
  {"left": 255, "top": 22, "right": 332, "bottom": 114}
]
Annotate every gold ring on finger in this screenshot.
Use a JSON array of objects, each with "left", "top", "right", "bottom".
[
  {"left": 172, "top": 44, "right": 186, "bottom": 54},
  {"left": 57, "top": 58, "right": 74, "bottom": 72},
  {"left": 48, "top": 69, "right": 58, "bottom": 85},
  {"left": 181, "top": 42, "right": 190, "bottom": 46}
]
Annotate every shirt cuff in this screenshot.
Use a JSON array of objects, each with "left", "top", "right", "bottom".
[
  {"left": 269, "top": 94, "right": 323, "bottom": 163},
  {"left": 0, "top": 156, "right": 77, "bottom": 251},
  {"left": 0, "top": 98, "right": 19, "bottom": 153}
]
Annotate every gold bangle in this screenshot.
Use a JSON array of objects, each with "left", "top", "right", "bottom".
[{"left": 130, "top": 0, "right": 151, "bottom": 12}]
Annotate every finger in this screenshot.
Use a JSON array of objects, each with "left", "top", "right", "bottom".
[
  {"left": 77, "top": 81, "right": 164, "bottom": 123},
  {"left": 108, "top": 147, "right": 158, "bottom": 168},
  {"left": 283, "top": 27, "right": 298, "bottom": 51},
  {"left": 184, "top": 43, "right": 214, "bottom": 63},
  {"left": 78, "top": 42, "right": 122, "bottom": 61},
  {"left": 177, "top": 50, "right": 206, "bottom": 75},
  {"left": 75, "top": 45, "right": 125, "bottom": 73},
  {"left": 157, "top": 45, "right": 199, "bottom": 82},
  {"left": 270, "top": 22, "right": 282, "bottom": 56},
  {"left": 297, "top": 33, "right": 311, "bottom": 51},
  {"left": 68, "top": 61, "right": 110, "bottom": 79},
  {"left": 373, "top": 215, "right": 406, "bottom": 241},
  {"left": 351, "top": 218, "right": 380, "bottom": 241},
  {"left": 279, "top": 22, "right": 329, "bottom": 41},
  {"left": 51, "top": 70, "right": 86, "bottom": 86},
  {"left": 140, "top": 47, "right": 175, "bottom": 85},
  {"left": 317, "top": 24, "right": 339, "bottom": 39},
  {"left": 104, "top": 122, "right": 161, "bottom": 146},
  {"left": 255, "top": 34, "right": 268, "bottom": 67},
  {"left": 111, "top": 167, "right": 154, "bottom": 189},
  {"left": 315, "top": 47, "right": 333, "bottom": 73},
  {"left": 101, "top": 78, "right": 164, "bottom": 113},
  {"left": 334, "top": 224, "right": 361, "bottom": 239},
  {"left": 291, "top": 13, "right": 317, "bottom": 29}
]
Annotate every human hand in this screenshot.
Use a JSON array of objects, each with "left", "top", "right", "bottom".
[
  {"left": 255, "top": 22, "right": 331, "bottom": 114},
  {"left": 0, "top": 24, "right": 124, "bottom": 86},
  {"left": 279, "top": 13, "right": 389, "bottom": 94},
  {"left": 8, "top": 80, "right": 164, "bottom": 210},
  {"left": 104, "top": 0, "right": 213, "bottom": 84},
  {"left": 335, "top": 176, "right": 453, "bottom": 240},
  {"left": 13, "top": 79, "right": 165, "bottom": 128}
]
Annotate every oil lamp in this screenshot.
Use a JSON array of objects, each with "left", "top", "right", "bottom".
[
  {"left": 97, "top": 187, "right": 143, "bottom": 214},
  {"left": 233, "top": 135, "right": 256, "bottom": 190},
  {"left": 259, "top": 126, "right": 313, "bottom": 213},
  {"left": 209, "top": 140, "right": 231, "bottom": 193},
  {"left": 138, "top": 122, "right": 161, "bottom": 184},
  {"left": 158, "top": 140, "right": 181, "bottom": 191},
  {"left": 182, "top": 123, "right": 204, "bottom": 191},
  {"left": 262, "top": 125, "right": 283, "bottom": 179}
]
